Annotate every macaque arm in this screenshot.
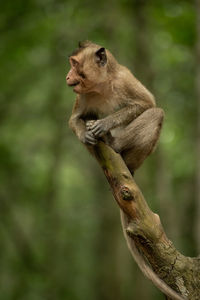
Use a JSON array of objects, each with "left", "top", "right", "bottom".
[
  {"left": 68, "top": 98, "right": 86, "bottom": 141},
  {"left": 90, "top": 100, "right": 153, "bottom": 137},
  {"left": 69, "top": 97, "right": 98, "bottom": 145},
  {"left": 69, "top": 115, "right": 86, "bottom": 141},
  {"left": 105, "top": 101, "right": 151, "bottom": 129}
]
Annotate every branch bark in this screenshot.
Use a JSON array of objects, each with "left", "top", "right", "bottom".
[{"left": 87, "top": 142, "right": 200, "bottom": 300}]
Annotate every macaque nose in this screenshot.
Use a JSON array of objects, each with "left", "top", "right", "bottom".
[
  {"left": 66, "top": 75, "right": 70, "bottom": 84},
  {"left": 66, "top": 69, "right": 72, "bottom": 84}
]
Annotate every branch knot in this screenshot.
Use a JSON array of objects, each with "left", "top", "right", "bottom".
[{"left": 120, "top": 186, "right": 134, "bottom": 201}]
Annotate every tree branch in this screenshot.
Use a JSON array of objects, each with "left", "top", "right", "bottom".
[{"left": 87, "top": 142, "right": 200, "bottom": 300}]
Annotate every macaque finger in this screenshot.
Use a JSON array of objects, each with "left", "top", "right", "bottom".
[
  {"left": 86, "top": 124, "right": 91, "bottom": 131},
  {"left": 86, "top": 136, "right": 96, "bottom": 143},
  {"left": 96, "top": 131, "right": 105, "bottom": 137},
  {"left": 86, "top": 140, "right": 97, "bottom": 145},
  {"left": 85, "top": 132, "right": 98, "bottom": 145},
  {"left": 91, "top": 123, "right": 107, "bottom": 137},
  {"left": 93, "top": 128, "right": 104, "bottom": 137},
  {"left": 86, "top": 120, "right": 96, "bottom": 131},
  {"left": 91, "top": 123, "right": 102, "bottom": 134}
]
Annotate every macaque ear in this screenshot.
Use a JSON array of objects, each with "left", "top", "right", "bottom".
[
  {"left": 95, "top": 47, "right": 107, "bottom": 66},
  {"left": 78, "top": 40, "right": 92, "bottom": 48},
  {"left": 78, "top": 41, "right": 84, "bottom": 48}
]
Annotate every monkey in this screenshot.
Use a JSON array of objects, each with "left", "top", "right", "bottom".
[
  {"left": 66, "top": 41, "right": 186, "bottom": 300},
  {"left": 67, "top": 41, "right": 163, "bottom": 173}
]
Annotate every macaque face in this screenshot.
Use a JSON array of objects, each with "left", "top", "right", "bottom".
[{"left": 66, "top": 47, "right": 107, "bottom": 94}]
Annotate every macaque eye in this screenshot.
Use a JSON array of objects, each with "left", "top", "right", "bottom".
[
  {"left": 79, "top": 72, "right": 86, "bottom": 79},
  {"left": 70, "top": 58, "right": 79, "bottom": 67}
]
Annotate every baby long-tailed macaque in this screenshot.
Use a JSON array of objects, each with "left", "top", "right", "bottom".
[{"left": 67, "top": 41, "right": 185, "bottom": 300}]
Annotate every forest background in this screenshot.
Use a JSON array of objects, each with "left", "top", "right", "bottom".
[{"left": 1, "top": 0, "right": 200, "bottom": 299}]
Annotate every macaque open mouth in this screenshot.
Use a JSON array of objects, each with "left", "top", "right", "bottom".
[{"left": 68, "top": 81, "right": 80, "bottom": 87}]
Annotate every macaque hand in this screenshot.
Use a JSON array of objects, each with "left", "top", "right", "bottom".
[
  {"left": 86, "top": 120, "right": 96, "bottom": 131},
  {"left": 84, "top": 130, "right": 98, "bottom": 145},
  {"left": 90, "top": 119, "right": 110, "bottom": 137}
]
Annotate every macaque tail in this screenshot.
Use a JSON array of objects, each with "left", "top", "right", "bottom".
[{"left": 120, "top": 211, "right": 187, "bottom": 300}]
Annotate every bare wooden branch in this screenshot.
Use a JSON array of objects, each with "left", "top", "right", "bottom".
[{"left": 87, "top": 142, "right": 200, "bottom": 300}]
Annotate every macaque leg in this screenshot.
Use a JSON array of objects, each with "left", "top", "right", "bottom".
[{"left": 110, "top": 108, "right": 164, "bottom": 172}]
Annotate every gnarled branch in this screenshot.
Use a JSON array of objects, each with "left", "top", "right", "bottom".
[{"left": 87, "top": 142, "right": 200, "bottom": 300}]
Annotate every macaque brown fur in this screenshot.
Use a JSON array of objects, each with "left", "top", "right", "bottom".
[
  {"left": 67, "top": 42, "right": 185, "bottom": 300},
  {"left": 67, "top": 41, "right": 164, "bottom": 174}
]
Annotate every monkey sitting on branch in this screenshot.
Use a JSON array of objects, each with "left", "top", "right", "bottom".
[
  {"left": 66, "top": 42, "right": 186, "bottom": 300},
  {"left": 67, "top": 40, "right": 164, "bottom": 174}
]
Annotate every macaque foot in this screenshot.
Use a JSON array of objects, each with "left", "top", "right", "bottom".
[
  {"left": 103, "top": 133, "right": 122, "bottom": 153},
  {"left": 111, "top": 141, "right": 122, "bottom": 154}
]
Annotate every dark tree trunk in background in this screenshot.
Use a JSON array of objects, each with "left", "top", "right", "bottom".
[
  {"left": 133, "top": 0, "right": 154, "bottom": 87},
  {"left": 93, "top": 172, "right": 123, "bottom": 300},
  {"left": 132, "top": 1, "right": 174, "bottom": 298},
  {"left": 131, "top": 1, "right": 159, "bottom": 299},
  {"left": 42, "top": 37, "right": 69, "bottom": 300},
  {"left": 133, "top": 0, "right": 180, "bottom": 245},
  {"left": 195, "top": 0, "right": 200, "bottom": 253}
]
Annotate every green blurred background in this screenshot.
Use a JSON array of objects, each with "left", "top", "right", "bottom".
[{"left": 1, "top": 0, "right": 199, "bottom": 299}]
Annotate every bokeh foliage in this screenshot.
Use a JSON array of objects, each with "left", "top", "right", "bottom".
[{"left": 0, "top": 0, "right": 198, "bottom": 299}]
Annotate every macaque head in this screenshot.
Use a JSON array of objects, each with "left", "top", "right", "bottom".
[{"left": 66, "top": 41, "right": 114, "bottom": 94}]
